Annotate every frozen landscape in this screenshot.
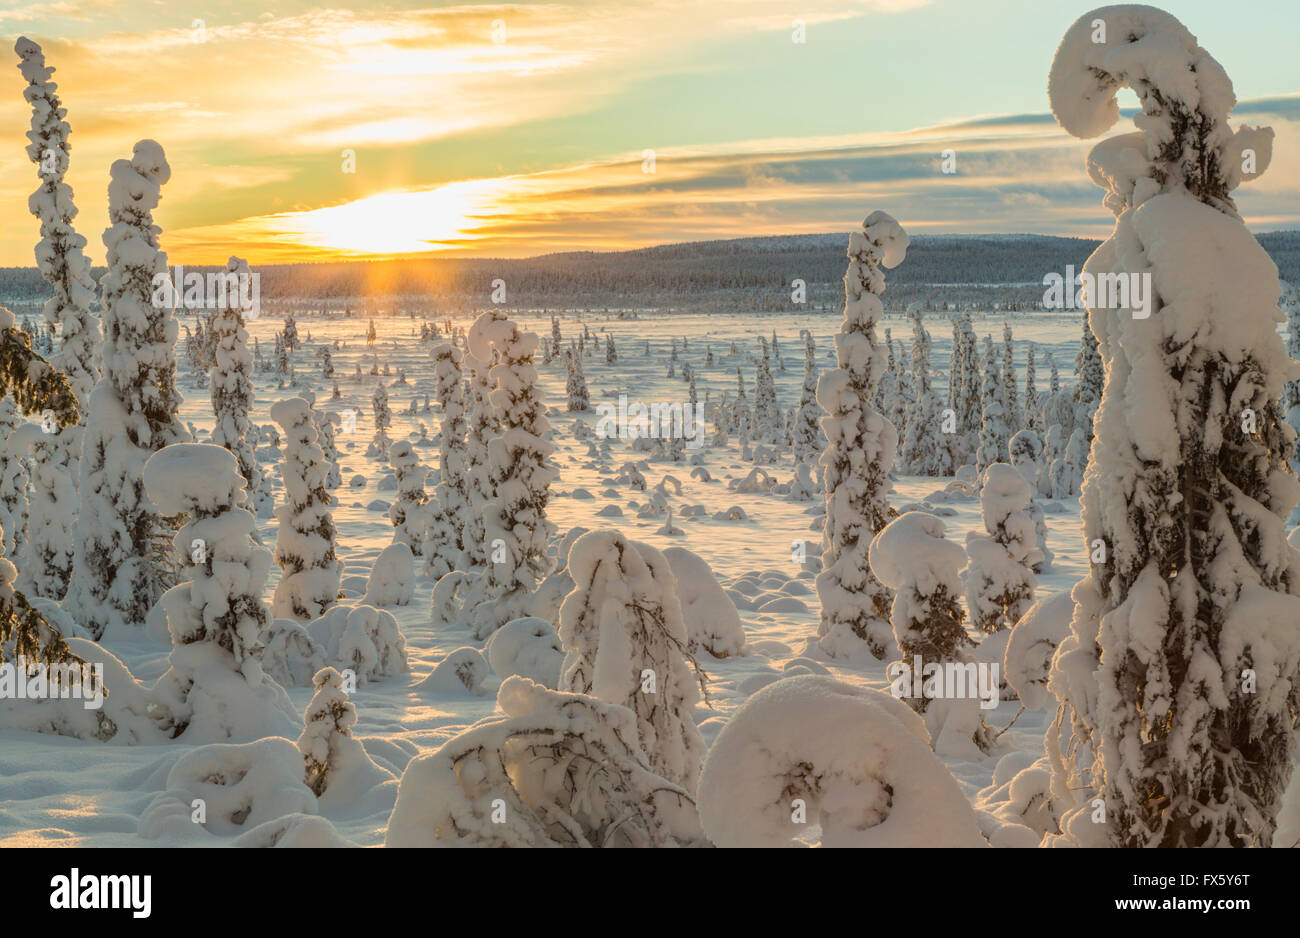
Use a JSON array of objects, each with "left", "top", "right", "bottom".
[
  {"left": 3, "top": 0, "right": 1300, "bottom": 862},
  {"left": 0, "top": 306, "right": 1105, "bottom": 847}
]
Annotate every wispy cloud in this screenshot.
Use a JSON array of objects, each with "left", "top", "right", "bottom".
[{"left": 157, "top": 96, "right": 1300, "bottom": 263}]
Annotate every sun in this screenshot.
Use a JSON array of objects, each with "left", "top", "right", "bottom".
[{"left": 268, "top": 180, "right": 499, "bottom": 257}]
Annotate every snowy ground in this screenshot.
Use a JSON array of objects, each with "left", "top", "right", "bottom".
[{"left": 1, "top": 308, "right": 1100, "bottom": 847}]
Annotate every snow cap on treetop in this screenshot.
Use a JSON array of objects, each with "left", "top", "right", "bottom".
[
  {"left": 143, "top": 443, "right": 244, "bottom": 516},
  {"left": 1048, "top": 5, "right": 1227, "bottom": 139},
  {"left": 270, "top": 396, "right": 312, "bottom": 427},
  {"left": 14, "top": 37, "right": 53, "bottom": 84},
  {"left": 852, "top": 210, "right": 909, "bottom": 269},
  {"left": 467, "top": 310, "right": 509, "bottom": 362},
  {"left": 1049, "top": 5, "right": 1272, "bottom": 198},
  {"left": 868, "top": 510, "right": 966, "bottom": 591}
]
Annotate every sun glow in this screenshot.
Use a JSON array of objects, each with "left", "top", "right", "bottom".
[{"left": 261, "top": 179, "right": 502, "bottom": 257}]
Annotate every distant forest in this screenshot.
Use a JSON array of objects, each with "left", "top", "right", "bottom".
[{"left": 3, "top": 231, "right": 1298, "bottom": 315}]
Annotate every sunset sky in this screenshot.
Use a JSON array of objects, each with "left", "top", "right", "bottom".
[{"left": 2, "top": 0, "right": 1298, "bottom": 266}]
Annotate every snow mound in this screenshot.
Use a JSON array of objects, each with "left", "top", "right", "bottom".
[
  {"left": 306, "top": 604, "right": 408, "bottom": 686},
  {"left": 230, "top": 813, "right": 358, "bottom": 848},
  {"left": 698, "top": 675, "right": 985, "bottom": 847},
  {"left": 663, "top": 546, "right": 746, "bottom": 658},
  {"left": 139, "top": 737, "right": 316, "bottom": 840},
  {"left": 1004, "top": 591, "right": 1075, "bottom": 709},
  {"left": 385, "top": 676, "right": 705, "bottom": 847},
  {"left": 485, "top": 617, "right": 563, "bottom": 688},
  {"left": 363, "top": 542, "right": 414, "bottom": 606},
  {"left": 260, "top": 618, "right": 328, "bottom": 687},
  {"left": 416, "top": 647, "right": 490, "bottom": 697}
]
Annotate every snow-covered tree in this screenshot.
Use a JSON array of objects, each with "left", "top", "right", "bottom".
[
  {"left": 975, "top": 336, "right": 1010, "bottom": 475},
  {"left": 0, "top": 400, "right": 30, "bottom": 560},
  {"left": 753, "top": 336, "right": 778, "bottom": 439},
  {"left": 388, "top": 440, "right": 429, "bottom": 557},
  {"left": 0, "top": 304, "right": 81, "bottom": 670},
  {"left": 965, "top": 463, "right": 1037, "bottom": 633},
  {"left": 299, "top": 666, "right": 358, "bottom": 797},
  {"left": 65, "top": 140, "right": 189, "bottom": 640},
  {"left": 558, "top": 530, "right": 707, "bottom": 793},
  {"left": 1072, "top": 311, "right": 1103, "bottom": 444},
  {"left": 793, "top": 330, "right": 823, "bottom": 462},
  {"left": 870, "top": 511, "right": 971, "bottom": 705},
  {"left": 282, "top": 313, "right": 298, "bottom": 351},
  {"left": 209, "top": 257, "right": 261, "bottom": 513},
  {"left": 1282, "top": 280, "right": 1300, "bottom": 486},
  {"left": 386, "top": 676, "right": 705, "bottom": 847},
  {"left": 950, "top": 313, "right": 982, "bottom": 469},
  {"left": 16, "top": 37, "right": 100, "bottom": 424},
  {"left": 427, "top": 343, "right": 470, "bottom": 575},
  {"left": 466, "top": 312, "right": 555, "bottom": 637},
  {"left": 900, "top": 309, "right": 948, "bottom": 475},
  {"left": 1046, "top": 6, "right": 1300, "bottom": 847},
  {"left": 697, "top": 675, "right": 985, "bottom": 847},
  {"left": 565, "top": 345, "right": 589, "bottom": 412},
  {"left": 367, "top": 380, "right": 391, "bottom": 458},
  {"left": 315, "top": 409, "right": 342, "bottom": 494},
  {"left": 461, "top": 340, "right": 496, "bottom": 567},
  {"left": 1024, "top": 344, "right": 1040, "bottom": 432},
  {"left": 816, "top": 212, "right": 908, "bottom": 660},
  {"left": 146, "top": 443, "right": 296, "bottom": 742},
  {"left": 16, "top": 38, "right": 101, "bottom": 600},
  {"left": 1001, "top": 323, "right": 1020, "bottom": 433},
  {"left": 270, "top": 397, "right": 340, "bottom": 622}
]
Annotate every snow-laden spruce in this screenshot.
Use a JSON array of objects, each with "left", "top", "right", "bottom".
[
  {"left": 951, "top": 312, "right": 982, "bottom": 469},
  {"left": 0, "top": 401, "right": 31, "bottom": 560},
  {"left": 965, "top": 463, "right": 1038, "bottom": 634},
  {"left": 815, "top": 212, "right": 907, "bottom": 660},
  {"left": 1283, "top": 282, "right": 1300, "bottom": 494},
  {"left": 426, "top": 342, "right": 469, "bottom": 576},
  {"left": 697, "top": 675, "right": 985, "bottom": 847},
  {"left": 145, "top": 443, "right": 298, "bottom": 743},
  {"left": 461, "top": 336, "right": 496, "bottom": 567},
  {"left": 871, "top": 511, "right": 970, "bottom": 688},
  {"left": 16, "top": 38, "right": 101, "bottom": 600},
  {"left": 270, "top": 397, "right": 341, "bottom": 621},
  {"left": 64, "top": 140, "right": 189, "bottom": 640},
  {"left": 899, "top": 309, "right": 948, "bottom": 475},
  {"left": 464, "top": 311, "right": 555, "bottom": 638},
  {"left": 975, "top": 335, "right": 1010, "bottom": 475},
  {"left": 792, "top": 330, "right": 823, "bottom": 463},
  {"left": 1046, "top": 4, "right": 1300, "bottom": 847},
  {"left": 18, "top": 418, "right": 75, "bottom": 599},
  {"left": 299, "top": 666, "right": 357, "bottom": 796},
  {"left": 367, "top": 380, "right": 391, "bottom": 458},
  {"left": 387, "top": 440, "right": 429, "bottom": 558},
  {"left": 565, "top": 345, "right": 589, "bottom": 411},
  {"left": 558, "top": 529, "right": 707, "bottom": 794},
  {"left": 0, "top": 304, "right": 81, "bottom": 677},
  {"left": 385, "top": 676, "right": 706, "bottom": 847},
  {"left": 209, "top": 256, "right": 262, "bottom": 514},
  {"left": 870, "top": 510, "right": 994, "bottom": 755}
]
